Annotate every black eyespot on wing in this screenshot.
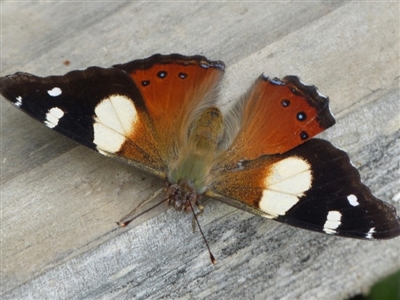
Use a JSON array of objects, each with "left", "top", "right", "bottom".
[
  {"left": 281, "top": 99, "right": 290, "bottom": 107},
  {"left": 157, "top": 71, "right": 167, "bottom": 79},
  {"left": 300, "top": 131, "right": 309, "bottom": 140},
  {"left": 178, "top": 72, "right": 188, "bottom": 79},
  {"left": 297, "top": 111, "right": 307, "bottom": 121}
]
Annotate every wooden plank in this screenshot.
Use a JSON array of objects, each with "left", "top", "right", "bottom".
[{"left": 1, "top": 2, "right": 399, "bottom": 299}]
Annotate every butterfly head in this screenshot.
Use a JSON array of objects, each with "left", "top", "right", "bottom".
[{"left": 166, "top": 179, "right": 200, "bottom": 211}]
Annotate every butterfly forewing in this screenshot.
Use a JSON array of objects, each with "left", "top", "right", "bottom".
[
  {"left": 210, "top": 139, "right": 400, "bottom": 239},
  {"left": 0, "top": 67, "right": 166, "bottom": 176}
]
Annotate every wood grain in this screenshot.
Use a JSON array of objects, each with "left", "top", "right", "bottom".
[{"left": 1, "top": 2, "right": 399, "bottom": 299}]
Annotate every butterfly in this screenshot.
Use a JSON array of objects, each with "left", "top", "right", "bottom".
[{"left": 1, "top": 53, "right": 399, "bottom": 243}]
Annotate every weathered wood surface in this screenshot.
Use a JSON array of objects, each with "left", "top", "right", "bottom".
[{"left": 1, "top": 2, "right": 399, "bottom": 299}]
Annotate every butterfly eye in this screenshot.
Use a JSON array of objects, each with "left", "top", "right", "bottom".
[
  {"left": 178, "top": 72, "right": 188, "bottom": 79},
  {"left": 157, "top": 71, "right": 167, "bottom": 78},
  {"left": 141, "top": 80, "right": 150, "bottom": 87},
  {"left": 297, "top": 111, "right": 307, "bottom": 121},
  {"left": 300, "top": 131, "right": 309, "bottom": 140},
  {"left": 281, "top": 99, "right": 290, "bottom": 107}
]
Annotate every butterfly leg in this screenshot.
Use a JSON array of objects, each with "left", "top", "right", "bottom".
[{"left": 192, "top": 203, "right": 205, "bottom": 233}]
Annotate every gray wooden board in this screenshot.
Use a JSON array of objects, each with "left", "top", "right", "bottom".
[{"left": 1, "top": 2, "right": 399, "bottom": 299}]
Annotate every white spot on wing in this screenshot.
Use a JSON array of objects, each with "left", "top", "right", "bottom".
[
  {"left": 93, "top": 94, "right": 138, "bottom": 153},
  {"left": 48, "top": 87, "right": 62, "bottom": 97},
  {"left": 347, "top": 194, "right": 359, "bottom": 207},
  {"left": 44, "top": 107, "right": 64, "bottom": 128},
  {"left": 323, "top": 211, "right": 342, "bottom": 234},
  {"left": 259, "top": 157, "right": 312, "bottom": 217},
  {"left": 15, "top": 96, "right": 22, "bottom": 107},
  {"left": 365, "top": 227, "right": 375, "bottom": 239}
]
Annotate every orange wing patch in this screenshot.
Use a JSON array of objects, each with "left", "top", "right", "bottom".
[
  {"left": 218, "top": 76, "right": 335, "bottom": 168},
  {"left": 114, "top": 54, "right": 225, "bottom": 164}
]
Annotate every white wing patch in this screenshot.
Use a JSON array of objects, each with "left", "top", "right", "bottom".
[
  {"left": 93, "top": 94, "right": 138, "bottom": 153},
  {"left": 47, "top": 87, "right": 62, "bottom": 97},
  {"left": 15, "top": 96, "right": 22, "bottom": 107},
  {"left": 44, "top": 107, "right": 65, "bottom": 128},
  {"left": 323, "top": 211, "right": 342, "bottom": 234},
  {"left": 259, "top": 157, "right": 312, "bottom": 217},
  {"left": 347, "top": 194, "right": 359, "bottom": 206},
  {"left": 365, "top": 227, "right": 375, "bottom": 239}
]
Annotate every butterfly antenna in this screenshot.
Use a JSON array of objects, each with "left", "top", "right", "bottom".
[
  {"left": 189, "top": 201, "right": 217, "bottom": 264},
  {"left": 118, "top": 188, "right": 165, "bottom": 227}
]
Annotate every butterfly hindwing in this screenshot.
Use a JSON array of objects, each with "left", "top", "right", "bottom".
[
  {"left": 114, "top": 54, "right": 225, "bottom": 164},
  {"left": 218, "top": 75, "right": 336, "bottom": 169},
  {"left": 210, "top": 139, "right": 400, "bottom": 239}
]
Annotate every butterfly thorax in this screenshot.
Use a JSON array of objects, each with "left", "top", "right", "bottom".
[{"left": 167, "top": 107, "right": 224, "bottom": 209}]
